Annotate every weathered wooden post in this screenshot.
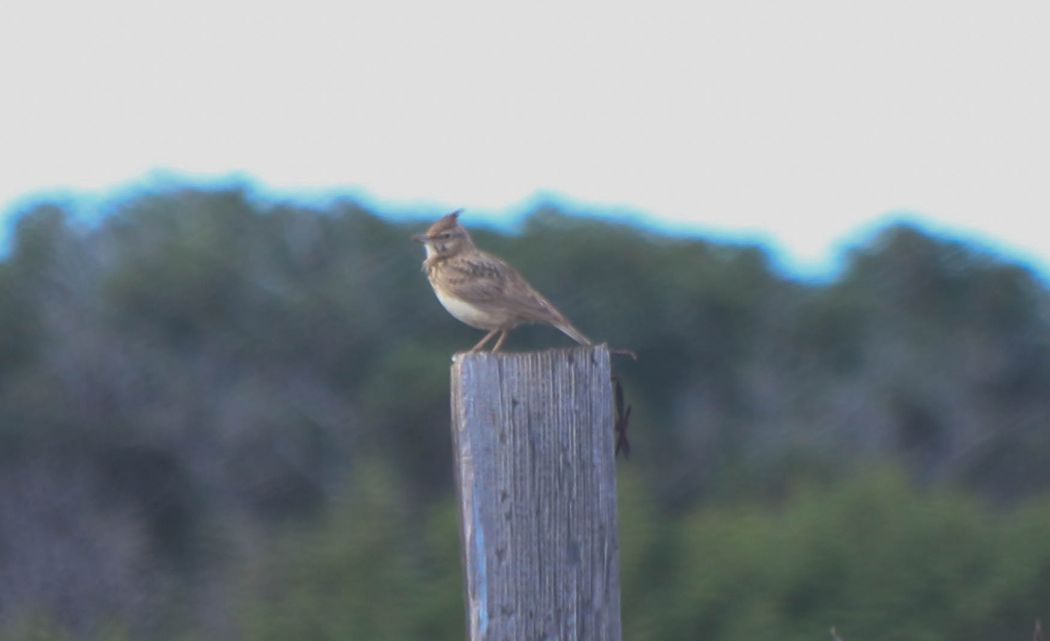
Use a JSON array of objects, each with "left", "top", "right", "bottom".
[{"left": 450, "top": 345, "right": 622, "bottom": 641}]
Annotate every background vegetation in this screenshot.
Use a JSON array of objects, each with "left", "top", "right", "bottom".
[{"left": 1, "top": 183, "right": 1048, "bottom": 640}]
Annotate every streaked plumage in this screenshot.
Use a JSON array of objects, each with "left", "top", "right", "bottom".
[{"left": 413, "top": 210, "right": 592, "bottom": 352}]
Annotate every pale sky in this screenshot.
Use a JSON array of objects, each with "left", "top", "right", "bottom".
[{"left": 2, "top": 0, "right": 1049, "bottom": 276}]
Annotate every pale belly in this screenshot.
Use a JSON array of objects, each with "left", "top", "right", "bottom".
[{"left": 434, "top": 288, "right": 505, "bottom": 329}]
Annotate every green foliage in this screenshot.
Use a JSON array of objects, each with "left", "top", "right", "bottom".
[
  {"left": 0, "top": 613, "right": 133, "bottom": 641},
  {"left": 619, "top": 468, "right": 1050, "bottom": 641},
  {"left": 226, "top": 467, "right": 1050, "bottom": 641},
  {"left": 2, "top": 184, "right": 1050, "bottom": 639},
  {"left": 241, "top": 461, "right": 464, "bottom": 641}
]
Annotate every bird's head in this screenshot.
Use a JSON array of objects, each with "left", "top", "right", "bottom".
[{"left": 412, "top": 210, "right": 474, "bottom": 259}]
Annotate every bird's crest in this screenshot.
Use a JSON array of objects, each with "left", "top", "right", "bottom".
[{"left": 427, "top": 209, "right": 463, "bottom": 235}]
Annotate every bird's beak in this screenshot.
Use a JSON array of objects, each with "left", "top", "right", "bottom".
[{"left": 411, "top": 233, "right": 428, "bottom": 243}]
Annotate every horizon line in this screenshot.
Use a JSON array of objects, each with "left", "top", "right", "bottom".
[{"left": 2, "top": 171, "right": 1048, "bottom": 285}]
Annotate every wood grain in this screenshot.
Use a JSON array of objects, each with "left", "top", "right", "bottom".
[{"left": 451, "top": 345, "right": 621, "bottom": 641}]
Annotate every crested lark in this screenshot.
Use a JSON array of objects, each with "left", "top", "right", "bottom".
[{"left": 413, "top": 210, "right": 593, "bottom": 352}]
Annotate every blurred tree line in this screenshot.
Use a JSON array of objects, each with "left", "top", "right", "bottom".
[{"left": 0, "top": 184, "right": 1048, "bottom": 640}]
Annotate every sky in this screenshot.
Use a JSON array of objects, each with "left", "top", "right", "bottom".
[{"left": 2, "top": 0, "right": 1049, "bottom": 277}]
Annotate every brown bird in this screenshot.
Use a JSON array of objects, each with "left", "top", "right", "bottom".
[{"left": 413, "top": 210, "right": 593, "bottom": 352}]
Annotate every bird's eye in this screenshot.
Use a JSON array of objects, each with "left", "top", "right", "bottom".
[{"left": 440, "top": 232, "right": 452, "bottom": 239}]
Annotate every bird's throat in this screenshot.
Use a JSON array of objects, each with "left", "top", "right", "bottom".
[{"left": 423, "top": 254, "right": 445, "bottom": 273}]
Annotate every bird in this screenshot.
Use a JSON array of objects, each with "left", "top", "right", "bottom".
[{"left": 413, "top": 210, "right": 593, "bottom": 352}]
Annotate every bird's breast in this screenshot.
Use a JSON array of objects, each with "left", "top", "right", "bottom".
[{"left": 433, "top": 287, "right": 504, "bottom": 329}]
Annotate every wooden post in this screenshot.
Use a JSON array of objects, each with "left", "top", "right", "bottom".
[{"left": 450, "top": 345, "right": 622, "bottom": 641}]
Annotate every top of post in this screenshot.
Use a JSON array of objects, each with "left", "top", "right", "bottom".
[{"left": 451, "top": 343, "right": 611, "bottom": 366}]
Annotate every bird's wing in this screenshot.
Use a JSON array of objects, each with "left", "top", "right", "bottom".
[{"left": 441, "top": 253, "right": 564, "bottom": 322}]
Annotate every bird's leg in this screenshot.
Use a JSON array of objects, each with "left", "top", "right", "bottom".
[
  {"left": 490, "top": 329, "right": 510, "bottom": 352},
  {"left": 471, "top": 329, "right": 500, "bottom": 352}
]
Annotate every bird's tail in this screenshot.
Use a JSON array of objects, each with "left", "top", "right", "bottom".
[{"left": 555, "top": 319, "right": 593, "bottom": 346}]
